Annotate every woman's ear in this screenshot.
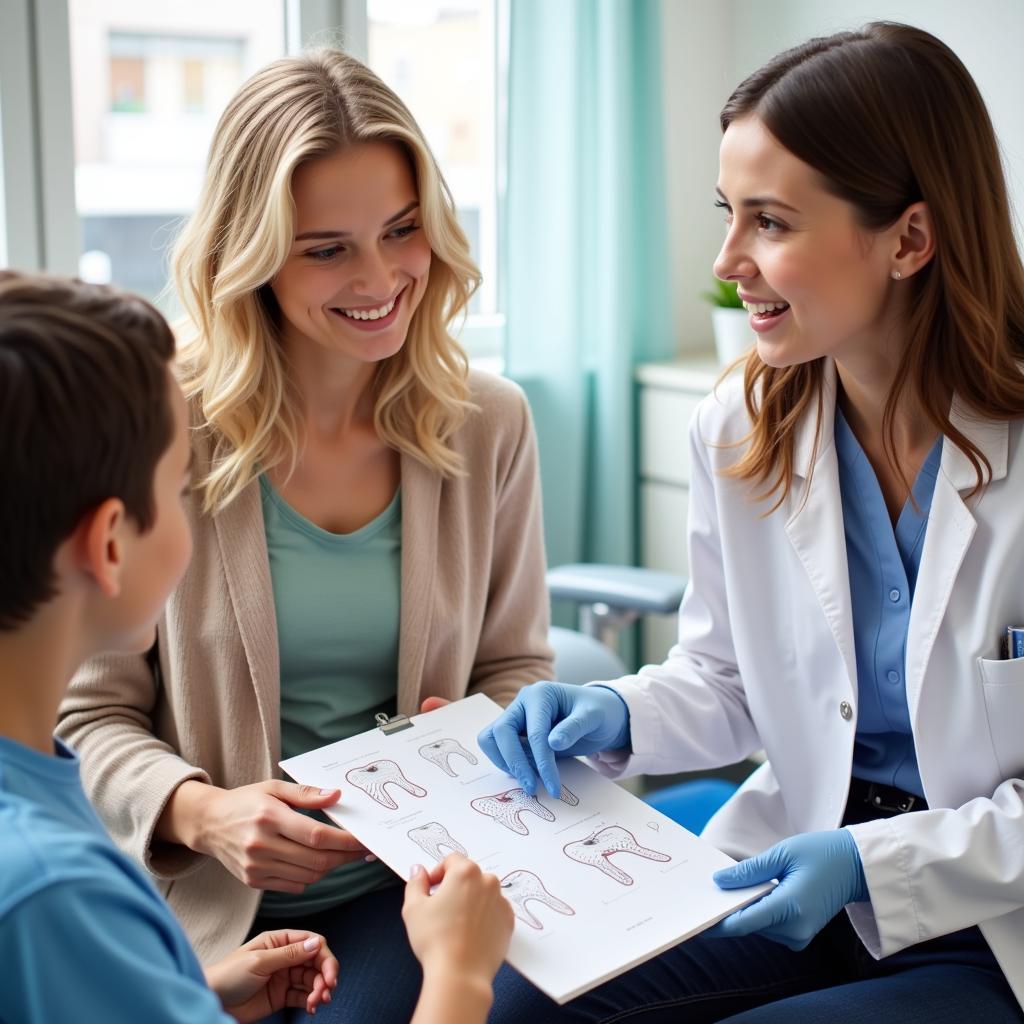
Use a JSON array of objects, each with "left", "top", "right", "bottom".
[
  {"left": 891, "top": 201, "right": 935, "bottom": 279},
  {"left": 76, "top": 498, "right": 127, "bottom": 599}
]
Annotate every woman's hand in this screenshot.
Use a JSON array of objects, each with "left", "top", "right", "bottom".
[
  {"left": 402, "top": 854, "right": 514, "bottom": 992},
  {"left": 159, "top": 779, "right": 367, "bottom": 892},
  {"left": 420, "top": 697, "right": 450, "bottom": 713},
  {"left": 204, "top": 930, "right": 338, "bottom": 1021},
  {"left": 706, "top": 829, "right": 869, "bottom": 950}
]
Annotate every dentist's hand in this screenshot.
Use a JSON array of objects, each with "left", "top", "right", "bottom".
[
  {"left": 706, "top": 829, "right": 868, "bottom": 950},
  {"left": 477, "top": 682, "right": 630, "bottom": 798}
]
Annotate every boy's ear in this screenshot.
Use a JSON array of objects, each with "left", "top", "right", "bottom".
[{"left": 76, "top": 498, "right": 128, "bottom": 599}]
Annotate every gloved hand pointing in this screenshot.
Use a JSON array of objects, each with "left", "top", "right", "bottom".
[{"left": 477, "top": 682, "right": 631, "bottom": 798}]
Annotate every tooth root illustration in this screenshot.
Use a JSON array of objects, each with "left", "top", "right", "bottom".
[
  {"left": 500, "top": 869, "right": 575, "bottom": 930},
  {"left": 407, "top": 822, "right": 467, "bottom": 861},
  {"left": 344, "top": 759, "right": 427, "bottom": 810},
  {"left": 470, "top": 788, "right": 556, "bottom": 835},
  {"left": 563, "top": 825, "right": 671, "bottom": 886},
  {"left": 418, "top": 737, "right": 479, "bottom": 778},
  {"left": 558, "top": 784, "right": 579, "bottom": 806}
]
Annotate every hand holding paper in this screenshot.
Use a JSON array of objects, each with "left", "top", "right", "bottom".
[{"left": 707, "top": 829, "right": 868, "bottom": 950}]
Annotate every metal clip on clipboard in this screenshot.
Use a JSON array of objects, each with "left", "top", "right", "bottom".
[{"left": 375, "top": 712, "right": 414, "bottom": 735}]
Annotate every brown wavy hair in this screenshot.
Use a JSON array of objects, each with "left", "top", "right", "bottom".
[{"left": 720, "top": 22, "right": 1024, "bottom": 510}]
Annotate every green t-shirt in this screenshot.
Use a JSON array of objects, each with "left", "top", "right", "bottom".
[{"left": 258, "top": 474, "right": 401, "bottom": 917}]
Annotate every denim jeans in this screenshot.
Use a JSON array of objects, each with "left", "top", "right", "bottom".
[
  {"left": 252, "top": 801, "right": 1022, "bottom": 1024},
  {"left": 489, "top": 911, "right": 1020, "bottom": 1023},
  {"left": 249, "top": 880, "right": 542, "bottom": 1024},
  {"left": 487, "top": 791, "right": 1023, "bottom": 1024}
]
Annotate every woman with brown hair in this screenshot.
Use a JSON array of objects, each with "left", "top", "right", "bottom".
[{"left": 483, "top": 21, "right": 1024, "bottom": 1022}]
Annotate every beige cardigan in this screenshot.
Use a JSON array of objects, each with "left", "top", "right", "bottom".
[{"left": 57, "top": 369, "right": 553, "bottom": 963}]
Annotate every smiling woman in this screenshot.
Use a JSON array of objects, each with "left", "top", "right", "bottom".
[{"left": 57, "top": 47, "right": 552, "bottom": 1024}]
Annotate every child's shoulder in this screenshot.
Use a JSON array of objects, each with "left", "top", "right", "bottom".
[
  {"left": 0, "top": 788, "right": 137, "bottom": 920},
  {"left": 0, "top": 792, "right": 79, "bottom": 919}
]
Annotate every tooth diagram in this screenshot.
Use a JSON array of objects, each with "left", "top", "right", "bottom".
[
  {"left": 407, "top": 821, "right": 467, "bottom": 861},
  {"left": 345, "top": 759, "right": 427, "bottom": 810},
  {"left": 470, "top": 788, "right": 555, "bottom": 835},
  {"left": 418, "top": 738, "right": 479, "bottom": 777},
  {"left": 557, "top": 784, "right": 579, "bottom": 806},
  {"left": 500, "top": 870, "right": 575, "bottom": 930},
  {"left": 563, "top": 825, "right": 670, "bottom": 885}
]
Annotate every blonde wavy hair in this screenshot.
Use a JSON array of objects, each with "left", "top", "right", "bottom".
[{"left": 172, "top": 48, "right": 480, "bottom": 514}]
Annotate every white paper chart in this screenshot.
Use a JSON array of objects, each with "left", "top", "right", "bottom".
[{"left": 280, "top": 693, "right": 770, "bottom": 1005}]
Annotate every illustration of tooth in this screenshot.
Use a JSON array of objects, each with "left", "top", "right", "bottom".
[
  {"left": 345, "top": 759, "right": 427, "bottom": 810},
  {"left": 557, "top": 784, "right": 579, "bottom": 806},
  {"left": 418, "top": 737, "right": 479, "bottom": 777},
  {"left": 563, "top": 825, "right": 671, "bottom": 885},
  {"left": 470, "top": 788, "right": 556, "bottom": 835},
  {"left": 407, "top": 821, "right": 467, "bottom": 861},
  {"left": 500, "top": 869, "right": 575, "bottom": 930}
]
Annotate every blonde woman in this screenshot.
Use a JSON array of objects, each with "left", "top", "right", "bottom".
[{"left": 58, "top": 49, "right": 551, "bottom": 1023}]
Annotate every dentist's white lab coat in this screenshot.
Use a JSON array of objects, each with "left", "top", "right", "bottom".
[{"left": 593, "top": 359, "right": 1024, "bottom": 1007}]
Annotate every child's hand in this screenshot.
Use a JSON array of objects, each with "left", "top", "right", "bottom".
[
  {"left": 204, "top": 930, "right": 339, "bottom": 1021},
  {"left": 402, "top": 854, "right": 514, "bottom": 987}
]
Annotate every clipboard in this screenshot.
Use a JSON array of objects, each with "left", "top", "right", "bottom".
[{"left": 280, "top": 693, "right": 770, "bottom": 1005}]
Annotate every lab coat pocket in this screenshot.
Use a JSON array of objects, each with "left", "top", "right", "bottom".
[{"left": 978, "top": 656, "right": 1024, "bottom": 780}]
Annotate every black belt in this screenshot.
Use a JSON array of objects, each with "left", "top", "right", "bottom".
[{"left": 848, "top": 777, "right": 927, "bottom": 814}]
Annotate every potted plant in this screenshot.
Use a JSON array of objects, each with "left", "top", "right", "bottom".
[{"left": 701, "top": 279, "right": 753, "bottom": 365}]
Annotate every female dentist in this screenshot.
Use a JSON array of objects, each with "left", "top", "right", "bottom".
[{"left": 480, "top": 21, "right": 1024, "bottom": 1023}]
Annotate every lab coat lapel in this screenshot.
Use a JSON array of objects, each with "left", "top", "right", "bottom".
[
  {"left": 905, "top": 400, "right": 1006, "bottom": 719},
  {"left": 397, "top": 451, "right": 440, "bottom": 717},
  {"left": 783, "top": 361, "right": 857, "bottom": 694}
]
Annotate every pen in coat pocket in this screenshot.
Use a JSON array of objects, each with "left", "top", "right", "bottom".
[{"left": 1004, "top": 626, "right": 1024, "bottom": 660}]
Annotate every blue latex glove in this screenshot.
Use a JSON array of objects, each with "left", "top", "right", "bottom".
[
  {"left": 477, "top": 682, "right": 631, "bottom": 798},
  {"left": 706, "top": 829, "right": 869, "bottom": 951}
]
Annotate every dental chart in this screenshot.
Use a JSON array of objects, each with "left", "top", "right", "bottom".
[{"left": 280, "top": 693, "right": 770, "bottom": 1005}]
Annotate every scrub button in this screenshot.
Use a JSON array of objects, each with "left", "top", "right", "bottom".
[
  {"left": 839, "top": 700, "right": 853, "bottom": 721},
  {"left": 889, "top": 588, "right": 901, "bottom": 603},
  {"left": 887, "top": 669, "right": 900, "bottom": 684}
]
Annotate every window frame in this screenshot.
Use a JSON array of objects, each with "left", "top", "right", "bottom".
[{"left": 1, "top": 0, "right": 503, "bottom": 359}]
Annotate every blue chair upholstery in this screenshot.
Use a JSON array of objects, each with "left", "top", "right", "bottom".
[{"left": 641, "top": 778, "right": 739, "bottom": 834}]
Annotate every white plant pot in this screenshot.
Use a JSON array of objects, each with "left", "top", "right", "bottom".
[{"left": 711, "top": 307, "right": 754, "bottom": 365}]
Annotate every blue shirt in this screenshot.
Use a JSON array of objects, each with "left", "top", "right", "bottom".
[
  {"left": 834, "top": 407, "right": 943, "bottom": 798},
  {"left": 0, "top": 735, "right": 232, "bottom": 1023}
]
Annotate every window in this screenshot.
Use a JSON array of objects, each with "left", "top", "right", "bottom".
[
  {"left": 0, "top": 90, "right": 7, "bottom": 268},
  {"left": 367, "top": 0, "right": 503, "bottom": 355},
  {"left": 10, "top": 0, "right": 503, "bottom": 358},
  {"left": 68, "top": 1, "right": 286, "bottom": 311}
]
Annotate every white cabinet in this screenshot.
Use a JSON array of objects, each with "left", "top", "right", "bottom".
[{"left": 637, "top": 355, "right": 719, "bottom": 666}]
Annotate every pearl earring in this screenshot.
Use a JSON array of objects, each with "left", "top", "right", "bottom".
[{"left": 892, "top": 270, "right": 902, "bottom": 280}]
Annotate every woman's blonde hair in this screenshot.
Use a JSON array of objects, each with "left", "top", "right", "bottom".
[
  {"left": 718, "top": 22, "right": 1024, "bottom": 511},
  {"left": 172, "top": 48, "right": 479, "bottom": 513}
]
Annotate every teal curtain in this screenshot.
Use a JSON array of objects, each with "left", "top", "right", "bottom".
[{"left": 502, "top": 0, "right": 674, "bottom": 574}]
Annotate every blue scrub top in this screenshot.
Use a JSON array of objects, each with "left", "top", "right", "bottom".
[{"left": 834, "top": 405, "right": 943, "bottom": 798}]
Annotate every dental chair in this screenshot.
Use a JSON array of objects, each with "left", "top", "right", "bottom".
[{"left": 546, "top": 564, "right": 739, "bottom": 834}]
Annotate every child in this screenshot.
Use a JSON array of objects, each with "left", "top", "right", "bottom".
[{"left": 0, "top": 271, "right": 512, "bottom": 1024}]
